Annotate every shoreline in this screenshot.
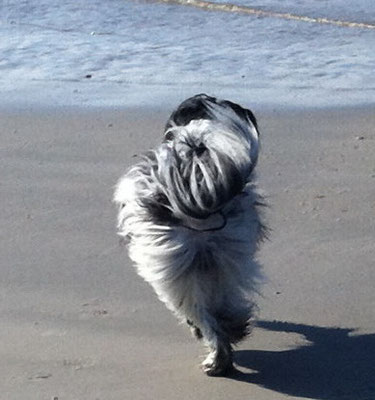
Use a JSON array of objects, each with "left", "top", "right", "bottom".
[
  {"left": 1, "top": 97, "right": 374, "bottom": 120},
  {"left": 1, "top": 79, "right": 374, "bottom": 112}
]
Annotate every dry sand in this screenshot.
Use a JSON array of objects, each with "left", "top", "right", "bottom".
[{"left": 1, "top": 105, "right": 375, "bottom": 400}]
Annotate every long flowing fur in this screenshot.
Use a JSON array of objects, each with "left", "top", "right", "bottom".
[{"left": 114, "top": 94, "right": 265, "bottom": 375}]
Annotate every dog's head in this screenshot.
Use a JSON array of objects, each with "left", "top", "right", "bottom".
[
  {"left": 164, "top": 94, "right": 259, "bottom": 177},
  {"left": 151, "top": 95, "right": 260, "bottom": 220}
]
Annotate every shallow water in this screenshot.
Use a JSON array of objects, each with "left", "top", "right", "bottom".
[{"left": 1, "top": 0, "right": 374, "bottom": 108}]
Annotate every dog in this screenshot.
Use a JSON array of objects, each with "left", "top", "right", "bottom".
[{"left": 114, "top": 94, "right": 266, "bottom": 376}]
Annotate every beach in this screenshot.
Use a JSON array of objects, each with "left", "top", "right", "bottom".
[{"left": 1, "top": 104, "right": 374, "bottom": 399}]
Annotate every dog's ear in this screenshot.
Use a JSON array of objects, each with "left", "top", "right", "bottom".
[{"left": 218, "top": 99, "right": 258, "bottom": 132}]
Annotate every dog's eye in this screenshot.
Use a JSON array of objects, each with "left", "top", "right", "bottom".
[{"left": 165, "top": 131, "right": 174, "bottom": 141}]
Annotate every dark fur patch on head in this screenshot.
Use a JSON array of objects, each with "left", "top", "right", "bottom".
[{"left": 164, "top": 93, "right": 258, "bottom": 133}]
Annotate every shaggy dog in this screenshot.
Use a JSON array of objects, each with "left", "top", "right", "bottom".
[{"left": 114, "top": 94, "right": 265, "bottom": 376}]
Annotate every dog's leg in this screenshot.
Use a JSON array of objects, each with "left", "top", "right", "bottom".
[
  {"left": 198, "top": 311, "right": 233, "bottom": 376},
  {"left": 187, "top": 319, "right": 203, "bottom": 340}
]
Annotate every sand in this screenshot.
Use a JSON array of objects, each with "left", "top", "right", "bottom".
[{"left": 1, "top": 105, "right": 374, "bottom": 400}]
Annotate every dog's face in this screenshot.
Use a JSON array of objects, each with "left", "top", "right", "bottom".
[{"left": 143, "top": 94, "right": 261, "bottom": 221}]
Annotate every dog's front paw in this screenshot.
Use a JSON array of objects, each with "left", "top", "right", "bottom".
[{"left": 201, "top": 350, "right": 233, "bottom": 376}]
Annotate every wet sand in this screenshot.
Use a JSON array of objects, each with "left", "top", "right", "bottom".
[{"left": 1, "top": 105, "right": 375, "bottom": 399}]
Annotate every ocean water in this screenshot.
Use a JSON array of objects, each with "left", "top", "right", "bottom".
[{"left": 1, "top": 0, "right": 374, "bottom": 108}]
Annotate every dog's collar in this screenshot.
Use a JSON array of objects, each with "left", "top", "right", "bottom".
[{"left": 180, "top": 211, "right": 227, "bottom": 232}]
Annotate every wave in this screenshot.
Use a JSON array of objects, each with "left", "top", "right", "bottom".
[{"left": 155, "top": 0, "right": 375, "bottom": 30}]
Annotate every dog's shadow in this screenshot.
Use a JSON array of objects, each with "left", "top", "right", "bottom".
[{"left": 229, "top": 320, "right": 375, "bottom": 400}]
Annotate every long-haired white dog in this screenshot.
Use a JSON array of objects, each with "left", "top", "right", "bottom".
[{"left": 114, "top": 94, "right": 266, "bottom": 376}]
